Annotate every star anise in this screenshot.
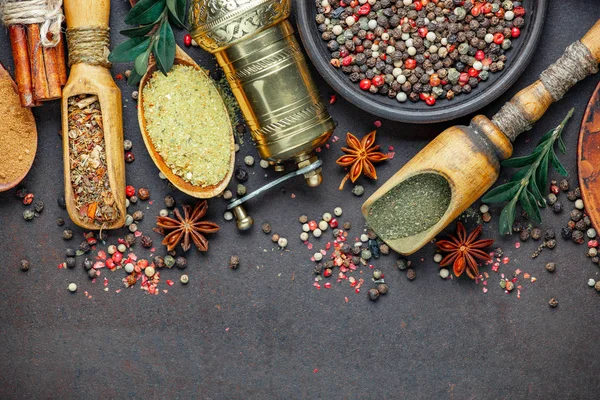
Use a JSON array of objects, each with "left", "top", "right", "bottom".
[
  {"left": 336, "top": 130, "right": 388, "bottom": 190},
  {"left": 155, "top": 201, "right": 219, "bottom": 252},
  {"left": 436, "top": 222, "right": 494, "bottom": 279}
]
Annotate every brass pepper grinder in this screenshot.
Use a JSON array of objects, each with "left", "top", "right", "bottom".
[{"left": 190, "top": 0, "right": 336, "bottom": 230}]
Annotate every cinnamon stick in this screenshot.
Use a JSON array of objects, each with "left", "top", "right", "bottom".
[
  {"left": 55, "top": 33, "right": 67, "bottom": 85},
  {"left": 43, "top": 36, "right": 62, "bottom": 100},
  {"left": 27, "top": 23, "right": 49, "bottom": 102},
  {"left": 8, "top": 25, "right": 34, "bottom": 107}
]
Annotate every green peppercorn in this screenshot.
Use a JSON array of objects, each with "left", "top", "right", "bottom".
[
  {"left": 23, "top": 209, "right": 35, "bottom": 221},
  {"left": 352, "top": 185, "right": 365, "bottom": 196},
  {"left": 164, "top": 255, "right": 176, "bottom": 268},
  {"left": 361, "top": 249, "right": 372, "bottom": 261}
]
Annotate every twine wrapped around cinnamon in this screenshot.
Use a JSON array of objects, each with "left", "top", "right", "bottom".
[{"left": 0, "top": 0, "right": 67, "bottom": 106}]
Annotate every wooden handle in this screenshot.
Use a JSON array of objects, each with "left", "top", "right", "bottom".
[
  {"left": 492, "top": 19, "right": 600, "bottom": 141},
  {"left": 64, "top": 0, "right": 110, "bottom": 29},
  {"left": 582, "top": 19, "right": 600, "bottom": 62}
]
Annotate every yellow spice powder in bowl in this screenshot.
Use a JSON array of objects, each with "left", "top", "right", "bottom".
[{"left": 143, "top": 65, "right": 231, "bottom": 188}]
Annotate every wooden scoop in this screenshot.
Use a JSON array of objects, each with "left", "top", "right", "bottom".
[
  {"left": 363, "top": 20, "right": 600, "bottom": 255},
  {"left": 137, "top": 46, "right": 234, "bottom": 198},
  {"left": 0, "top": 63, "right": 37, "bottom": 192},
  {"left": 578, "top": 81, "right": 600, "bottom": 232},
  {"left": 61, "top": 0, "right": 126, "bottom": 229}
]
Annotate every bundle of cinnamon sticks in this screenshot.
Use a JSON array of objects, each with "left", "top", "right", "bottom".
[{"left": 8, "top": 22, "right": 66, "bottom": 107}]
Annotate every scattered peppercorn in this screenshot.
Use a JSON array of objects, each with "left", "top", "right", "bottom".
[
  {"left": 559, "top": 179, "right": 569, "bottom": 192},
  {"left": 62, "top": 229, "right": 73, "bottom": 240},
  {"left": 125, "top": 233, "right": 136, "bottom": 246},
  {"left": 56, "top": 217, "right": 65, "bottom": 226},
  {"left": 271, "top": 233, "right": 280, "bottom": 243},
  {"left": 406, "top": 268, "right": 416, "bottom": 281},
  {"left": 33, "top": 200, "right": 44, "bottom": 213},
  {"left": 176, "top": 256, "right": 188, "bottom": 269},
  {"left": 343, "top": 221, "right": 351, "bottom": 230},
  {"left": 377, "top": 284, "right": 389, "bottom": 295},
  {"left": 396, "top": 258, "right": 410, "bottom": 270},
  {"left": 352, "top": 185, "right": 365, "bottom": 196},
  {"left": 164, "top": 195, "right": 175, "bottom": 208},
  {"left": 235, "top": 167, "right": 248, "bottom": 182},
  {"left": 19, "top": 259, "right": 29, "bottom": 271},
  {"left": 262, "top": 222, "right": 272, "bottom": 234},
  {"left": 545, "top": 262, "right": 556, "bottom": 273},
  {"left": 548, "top": 298, "right": 558, "bottom": 308},
  {"left": 82, "top": 258, "right": 93, "bottom": 271},
  {"left": 124, "top": 151, "right": 135, "bottom": 163},
  {"left": 552, "top": 201, "right": 563, "bottom": 213},
  {"left": 544, "top": 229, "right": 556, "bottom": 240},
  {"left": 164, "top": 255, "right": 176, "bottom": 268},
  {"left": 368, "top": 288, "right": 380, "bottom": 302},
  {"left": 530, "top": 227, "right": 542, "bottom": 240},
  {"left": 65, "top": 257, "right": 76, "bottom": 269},
  {"left": 22, "top": 209, "right": 35, "bottom": 220},
  {"left": 141, "top": 235, "right": 153, "bottom": 248},
  {"left": 180, "top": 274, "right": 189, "bottom": 284},
  {"left": 132, "top": 210, "right": 144, "bottom": 221},
  {"left": 138, "top": 188, "right": 150, "bottom": 201},
  {"left": 229, "top": 255, "right": 240, "bottom": 269},
  {"left": 519, "top": 229, "right": 530, "bottom": 242},
  {"left": 373, "top": 269, "right": 383, "bottom": 280}
]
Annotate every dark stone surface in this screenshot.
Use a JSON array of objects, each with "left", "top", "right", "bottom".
[{"left": 1, "top": 1, "right": 599, "bottom": 398}]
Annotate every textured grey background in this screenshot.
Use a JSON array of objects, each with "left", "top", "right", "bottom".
[{"left": 0, "top": 1, "right": 599, "bottom": 399}]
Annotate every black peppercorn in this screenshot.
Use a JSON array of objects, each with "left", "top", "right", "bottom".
[
  {"left": 88, "top": 269, "right": 98, "bottom": 279},
  {"left": 33, "top": 200, "right": 44, "bottom": 213},
  {"left": 368, "top": 288, "right": 380, "bottom": 301},
  {"left": 235, "top": 167, "right": 248, "bottom": 182},
  {"left": 262, "top": 222, "right": 272, "bottom": 234},
  {"left": 78, "top": 240, "right": 91, "bottom": 253},
  {"left": 57, "top": 196, "right": 66, "bottom": 209},
  {"left": 575, "top": 220, "right": 587, "bottom": 232},
  {"left": 82, "top": 258, "right": 93, "bottom": 271},
  {"left": 62, "top": 229, "right": 73, "bottom": 240},
  {"left": 313, "top": 263, "right": 323, "bottom": 275},
  {"left": 164, "top": 195, "right": 175, "bottom": 208},
  {"left": 561, "top": 227, "right": 573, "bottom": 240},
  {"left": 548, "top": 298, "right": 558, "bottom": 308},
  {"left": 19, "top": 259, "right": 29, "bottom": 271},
  {"left": 572, "top": 230, "right": 585, "bottom": 244},
  {"left": 125, "top": 233, "right": 136, "bottom": 246},
  {"left": 559, "top": 179, "right": 569, "bottom": 192},
  {"left": 377, "top": 284, "right": 389, "bottom": 295},
  {"left": 567, "top": 191, "right": 578, "bottom": 201},
  {"left": 552, "top": 201, "right": 563, "bottom": 213},
  {"left": 530, "top": 227, "right": 542, "bottom": 241},
  {"left": 56, "top": 217, "right": 65, "bottom": 226},
  {"left": 66, "top": 257, "right": 76, "bottom": 269},
  {"left": 154, "top": 256, "right": 165, "bottom": 268},
  {"left": 65, "top": 248, "right": 76, "bottom": 257},
  {"left": 519, "top": 229, "right": 530, "bottom": 242},
  {"left": 544, "top": 229, "right": 556, "bottom": 240},
  {"left": 141, "top": 235, "right": 153, "bottom": 248},
  {"left": 545, "top": 239, "right": 556, "bottom": 249},
  {"left": 176, "top": 256, "right": 188, "bottom": 269},
  {"left": 545, "top": 262, "right": 556, "bottom": 273},
  {"left": 570, "top": 209, "right": 583, "bottom": 222},
  {"left": 407, "top": 268, "right": 416, "bottom": 281},
  {"left": 396, "top": 258, "right": 410, "bottom": 270},
  {"left": 512, "top": 221, "right": 523, "bottom": 233},
  {"left": 343, "top": 221, "right": 351, "bottom": 230}
]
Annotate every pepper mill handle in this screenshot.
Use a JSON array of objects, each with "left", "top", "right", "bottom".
[
  {"left": 492, "top": 19, "right": 600, "bottom": 141},
  {"left": 64, "top": 0, "right": 110, "bottom": 29}
]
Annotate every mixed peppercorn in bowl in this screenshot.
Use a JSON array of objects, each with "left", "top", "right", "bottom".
[{"left": 296, "top": 0, "right": 547, "bottom": 123}]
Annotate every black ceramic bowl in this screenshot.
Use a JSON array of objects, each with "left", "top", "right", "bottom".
[{"left": 296, "top": 1, "right": 547, "bottom": 124}]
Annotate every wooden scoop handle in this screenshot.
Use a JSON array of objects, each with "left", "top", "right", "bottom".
[
  {"left": 492, "top": 19, "right": 600, "bottom": 141},
  {"left": 64, "top": 0, "right": 110, "bottom": 29}
]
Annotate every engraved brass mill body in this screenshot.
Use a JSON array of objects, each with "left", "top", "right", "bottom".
[{"left": 190, "top": 0, "right": 336, "bottom": 229}]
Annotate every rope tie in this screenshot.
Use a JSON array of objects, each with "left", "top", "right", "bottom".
[
  {"left": 493, "top": 41, "right": 598, "bottom": 141},
  {"left": 66, "top": 27, "right": 111, "bottom": 68},
  {"left": 0, "top": 0, "right": 64, "bottom": 47}
]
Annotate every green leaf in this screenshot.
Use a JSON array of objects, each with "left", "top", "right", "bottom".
[
  {"left": 108, "top": 37, "right": 151, "bottom": 63},
  {"left": 134, "top": 49, "right": 151, "bottom": 76},
  {"left": 126, "top": 0, "right": 166, "bottom": 25},
  {"left": 527, "top": 190, "right": 542, "bottom": 223},
  {"left": 167, "top": 0, "right": 187, "bottom": 28},
  {"left": 499, "top": 198, "right": 518, "bottom": 235},
  {"left": 551, "top": 150, "right": 569, "bottom": 177},
  {"left": 154, "top": 22, "right": 176, "bottom": 74},
  {"left": 481, "top": 181, "right": 520, "bottom": 203},
  {"left": 558, "top": 136, "right": 567, "bottom": 154},
  {"left": 520, "top": 189, "right": 541, "bottom": 223},
  {"left": 528, "top": 178, "right": 546, "bottom": 208},
  {"left": 120, "top": 24, "right": 156, "bottom": 38},
  {"left": 510, "top": 167, "right": 530, "bottom": 183},
  {"left": 535, "top": 152, "right": 550, "bottom": 192},
  {"left": 501, "top": 148, "right": 542, "bottom": 168}
]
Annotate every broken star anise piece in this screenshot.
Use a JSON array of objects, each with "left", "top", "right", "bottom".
[
  {"left": 336, "top": 130, "right": 388, "bottom": 190},
  {"left": 436, "top": 222, "right": 494, "bottom": 280},
  {"left": 155, "top": 200, "right": 219, "bottom": 252}
]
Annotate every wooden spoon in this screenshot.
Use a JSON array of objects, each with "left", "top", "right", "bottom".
[
  {"left": 578, "top": 81, "right": 600, "bottom": 232},
  {"left": 137, "top": 46, "right": 234, "bottom": 198},
  {"left": 0, "top": 63, "right": 37, "bottom": 192},
  {"left": 61, "top": 0, "right": 126, "bottom": 229}
]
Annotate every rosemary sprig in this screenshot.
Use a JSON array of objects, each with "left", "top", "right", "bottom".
[
  {"left": 108, "top": 0, "right": 187, "bottom": 85},
  {"left": 482, "top": 108, "right": 574, "bottom": 235}
]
